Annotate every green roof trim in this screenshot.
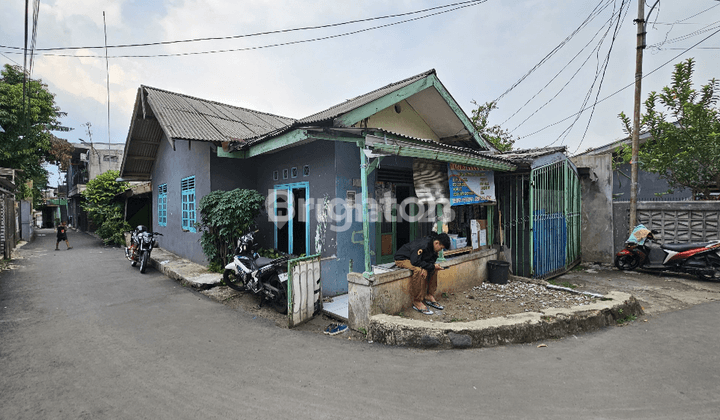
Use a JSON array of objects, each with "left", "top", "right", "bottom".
[{"left": 333, "top": 77, "right": 433, "bottom": 128}]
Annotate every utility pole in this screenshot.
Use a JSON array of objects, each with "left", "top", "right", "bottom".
[{"left": 629, "top": 0, "right": 645, "bottom": 232}]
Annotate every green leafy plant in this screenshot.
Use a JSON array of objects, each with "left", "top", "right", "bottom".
[
  {"left": 616, "top": 314, "right": 637, "bottom": 324},
  {"left": 469, "top": 100, "right": 516, "bottom": 152},
  {"left": 197, "top": 188, "right": 265, "bottom": 268},
  {"left": 81, "top": 170, "right": 130, "bottom": 245},
  {"left": 207, "top": 261, "right": 223, "bottom": 273},
  {"left": 0, "top": 64, "right": 72, "bottom": 207},
  {"left": 617, "top": 58, "right": 720, "bottom": 199}
]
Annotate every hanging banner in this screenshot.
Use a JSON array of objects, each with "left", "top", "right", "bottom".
[{"left": 448, "top": 163, "right": 495, "bottom": 206}]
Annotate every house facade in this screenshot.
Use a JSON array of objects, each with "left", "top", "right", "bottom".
[
  {"left": 120, "top": 70, "right": 581, "bottom": 296},
  {"left": 66, "top": 142, "right": 124, "bottom": 230}
]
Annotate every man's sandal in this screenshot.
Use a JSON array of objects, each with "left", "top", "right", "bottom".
[
  {"left": 412, "top": 305, "right": 433, "bottom": 315},
  {"left": 424, "top": 300, "right": 444, "bottom": 310}
]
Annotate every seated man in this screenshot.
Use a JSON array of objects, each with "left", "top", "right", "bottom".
[{"left": 394, "top": 233, "right": 450, "bottom": 315}]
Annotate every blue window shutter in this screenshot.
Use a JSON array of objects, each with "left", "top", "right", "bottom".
[
  {"left": 158, "top": 184, "right": 167, "bottom": 227},
  {"left": 181, "top": 177, "right": 196, "bottom": 232}
]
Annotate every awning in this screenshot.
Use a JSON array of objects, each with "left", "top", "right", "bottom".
[{"left": 363, "top": 133, "right": 516, "bottom": 172}]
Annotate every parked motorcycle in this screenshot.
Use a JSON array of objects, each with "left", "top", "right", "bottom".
[
  {"left": 223, "top": 230, "right": 290, "bottom": 313},
  {"left": 125, "top": 225, "right": 163, "bottom": 274},
  {"left": 615, "top": 224, "right": 720, "bottom": 281}
]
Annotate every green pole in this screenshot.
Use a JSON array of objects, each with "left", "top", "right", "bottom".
[{"left": 358, "top": 140, "right": 372, "bottom": 276}]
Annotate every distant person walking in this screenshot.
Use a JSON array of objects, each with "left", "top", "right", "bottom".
[{"left": 56, "top": 221, "right": 73, "bottom": 251}]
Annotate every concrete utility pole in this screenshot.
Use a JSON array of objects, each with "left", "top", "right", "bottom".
[{"left": 629, "top": 0, "right": 645, "bottom": 231}]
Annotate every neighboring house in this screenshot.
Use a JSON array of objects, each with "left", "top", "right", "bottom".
[
  {"left": 119, "top": 69, "right": 581, "bottom": 295},
  {"left": 0, "top": 167, "right": 18, "bottom": 258},
  {"left": 66, "top": 142, "right": 124, "bottom": 230},
  {"left": 575, "top": 132, "right": 692, "bottom": 201}
]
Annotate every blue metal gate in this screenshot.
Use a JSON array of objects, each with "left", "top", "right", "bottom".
[
  {"left": 530, "top": 160, "right": 581, "bottom": 278},
  {"left": 497, "top": 159, "right": 581, "bottom": 279}
]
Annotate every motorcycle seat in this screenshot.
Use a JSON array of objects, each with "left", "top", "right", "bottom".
[
  {"left": 661, "top": 242, "right": 711, "bottom": 252},
  {"left": 255, "top": 256, "right": 274, "bottom": 267}
]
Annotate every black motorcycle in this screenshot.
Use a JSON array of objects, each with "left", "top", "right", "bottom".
[
  {"left": 125, "top": 225, "right": 162, "bottom": 274},
  {"left": 223, "top": 230, "right": 290, "bottom": 313}
]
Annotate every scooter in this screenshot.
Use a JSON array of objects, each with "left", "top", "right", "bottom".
[
  {"left": 125, "top": 225, "right": 162, "bottom": 274},
  {"left": 615, "top": 224, "right": 720, "bottom": 281},
  {"left": 223, "top": 230, "right": 290, "bottom": 313}
]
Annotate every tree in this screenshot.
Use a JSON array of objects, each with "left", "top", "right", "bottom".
[
  {"left": 618, "top": 58, "right": 720, "bottom": 199},
  {"left": 197, "top": 189, "right": 266, "bottom": 271},
  {"left": 82, "top": 170, "right": 130, "bottom": 245},
  {"left": 0, "top": 64, "right": 72, "bottom": 205},
  {"left": 470, "top": 100, "right": 516, "bottom": 152}
]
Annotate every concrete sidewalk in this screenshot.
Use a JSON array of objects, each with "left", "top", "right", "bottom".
[{"left": 149, "top": 247, "right": 222, "bottom": 290}]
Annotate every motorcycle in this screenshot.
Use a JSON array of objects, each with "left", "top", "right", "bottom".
[
  {"left": 615, "top": 224, "right": 720, "bottom": 281},
  {"left": 125, "top": 225, "right": 163, "bottom": 274},
  {"left": 223, "top": 230, "right": 290, "bottom": 314}
]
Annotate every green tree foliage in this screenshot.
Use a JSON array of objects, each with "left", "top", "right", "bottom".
[
  {"left": 618, "top": 58, "right": 720, "bottom": 199},
  {"left": 82, "top": 170, "right": 130, "bottom": 245},
  {"left": 470, "top": 100, "right": 516, "bottom": 152},
  {"left": 197, "top": 189, "right": 266, "bottom": 269},
  {"left": 0, "top": 64, "right": 72, "bottom": 205}
]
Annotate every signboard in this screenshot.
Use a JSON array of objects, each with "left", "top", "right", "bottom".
[{"left": 448, "top": 163, "right": 495, "bottom": 206}]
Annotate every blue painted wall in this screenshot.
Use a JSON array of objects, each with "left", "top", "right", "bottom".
[
  {"left": 151, "top": 138, "right": 210, "bottom": 265},
  {"left": 150, "top": 135, "right": 419, "bottom": 296}
]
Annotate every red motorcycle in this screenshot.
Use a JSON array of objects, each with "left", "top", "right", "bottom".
[{"left": 615, "top": 225, "right": 720, "bottom": 281}]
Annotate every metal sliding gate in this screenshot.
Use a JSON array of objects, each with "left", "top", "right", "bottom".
[{"left": 497, "top": 159, "right": 581, "bottom": 279}]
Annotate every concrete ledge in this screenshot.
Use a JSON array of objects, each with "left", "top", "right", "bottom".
[
  {"left": 367, "top": 291, "right": 643, "bottom": 349},
  {"left": 149, "top": 247, "right": 221, "bottom": 290}
]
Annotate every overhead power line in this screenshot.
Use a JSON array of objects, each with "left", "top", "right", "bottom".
[
  {"left": 0, "top": 0, "right": 488, "bottom": 54},
  {"left": 492, "top": 0, "right": 617, "bottom": 104},
  {"left": 517, "top": 25, "right": 720, "bottom": 143}
]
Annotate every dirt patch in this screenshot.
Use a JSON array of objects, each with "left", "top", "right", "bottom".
[{"left": 399, "top": 279, "right": 600, "bottom": 322}]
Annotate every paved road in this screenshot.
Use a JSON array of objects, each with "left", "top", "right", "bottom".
[{"left": 2, "top": 230, "right": 719, "bottom": 419}]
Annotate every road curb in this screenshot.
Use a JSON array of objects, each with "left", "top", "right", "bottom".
[
  {"left": 149, "top": 248, "right": 221, "bottom": 290},
  {"left": 367, "top": 291, "right": 643, "bottom": 349}
]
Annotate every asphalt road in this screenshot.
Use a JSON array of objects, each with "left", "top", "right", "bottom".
[{"left": 1, "top": 229, "right": 719, "bottom": 420}]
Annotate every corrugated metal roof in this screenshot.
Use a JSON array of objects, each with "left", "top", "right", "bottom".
[
  {"left": 371, "top": 129, "right": 511, "bottom": 161},
  {"left": 143, "top": 86, "right": 295, "bottom": 142},
  {"left": 498, "top": 146, "right": 568, "bottom": 162},
  {"left": 297, "top": 69, "right": 436, "bottom": 125},
  {"left": 364, "top": 130, "right": 516, "bottom": 171}
]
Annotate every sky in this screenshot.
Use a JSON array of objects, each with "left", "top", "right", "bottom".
[{"left": 1, "top": 0, "right": 719, "bottom": 187}]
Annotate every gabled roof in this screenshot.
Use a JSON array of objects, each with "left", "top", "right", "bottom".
[
  {"left": 231, "top": 69, "right": 488, "bottom": 152},
  {"left": 575, "top": 130, "right": 654, "bottom": 157},
  {"left": 119, "top": 86, "right": 295, "bottom": 180},
  {"left": 298, "top": 70, "right": 436, "bottom": 125}
]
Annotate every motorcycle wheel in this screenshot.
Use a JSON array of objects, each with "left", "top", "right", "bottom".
[
  {"left": 223, "top": 269, "right": 246, "bottom": 292},
  {"left": 696, "top": 262, "right": 720, "bottom": 282},
  {"left": 139, "top": 250, "right": 149, "bottom": 274},
  {"left": 615, "top": 253, "right": 639, "bottom": 271},
  {"left": 269, "top": 274, "right": 288, "bottom": 315}
]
